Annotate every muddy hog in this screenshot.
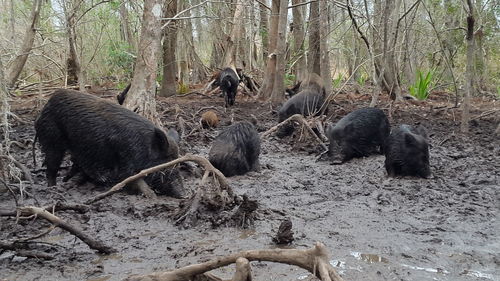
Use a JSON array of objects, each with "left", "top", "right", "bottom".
[
  {"left": 326, "top": 107, "right": 390, "bottom": 163},
  {"left": 219, "top": 67, "right": 239, "bottom": 107},
  {"left": 201, "top": 110, "right": 219, "bottom": 128},
  {"left": 35, "top": 89, "right": 186, "bottom": 198},
  {"left": 384, "top": 124, "right": 431, "bottom": 178},
  {"left": 278, "top": 73, "right": 327, "bottom": 122},
  {"left": 209, "top": 122, "right": 260, "bottom": 177}
]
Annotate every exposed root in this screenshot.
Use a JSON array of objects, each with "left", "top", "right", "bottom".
[
  {"left": 0, "top": 241, "right": 55, "bottom": 260},
  {"left": 125, "top": 242, "right": 343, "bottom": 281},
  {"left": 16, "top": 206, "right": 115, "bottom": 254},
  {"left": 261, "top": 114, "right": 328, "bottom": 151}
]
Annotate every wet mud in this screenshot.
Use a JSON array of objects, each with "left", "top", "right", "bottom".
[{"left": 1, "top": 90, "right": 499, "bottom": 281}]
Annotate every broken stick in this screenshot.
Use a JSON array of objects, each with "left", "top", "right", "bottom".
[
  {"left": 85, "top": 154, "right": 231, "bottom": 205},
  {"left": 17, "top": 206, "right": 115, "bottom": 254},
  {"left": 260, "top": 114, "right": 328, "bottom": 151}
]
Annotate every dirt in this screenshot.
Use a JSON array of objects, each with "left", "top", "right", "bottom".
[{"left": 1, "top": 89, "right": 499, "bottom": 281}]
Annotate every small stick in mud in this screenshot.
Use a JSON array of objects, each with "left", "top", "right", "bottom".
[
  {"left": 17, "top": 206, "right": 115, "bottom": 254},
  {"left": 261, "top": 114, "right": 328, "bottom": 151},
  {"left": 232, "top": 257, "right": 253, "bottom": 281},
  {"left": 0, "top": 241, "right": 55, "bottom": 260},
  {"left": 124, "top": 242, "right": 343, "bottom": 281}
]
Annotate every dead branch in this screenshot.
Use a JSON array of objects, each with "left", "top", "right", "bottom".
[
  {"left": 202, "top": 79, "right": 217, "bottom": 95},
  {"left": 17, "top": 206, "right": 115, "bottom": 254},
  {"left": 232, "top": 257, "right": 252, "bottom": 281},
  {"left": 125, "top": 242, "right": 343, "bottom": 281},
  {"left": 0, "top": 241, "right": 55, "bottom": 260},
  {"left": 260, "top": 114, "right": 328, "bottom": 151},
  {"left": 85, "top": 154, "right": 231, "bottom": 205},
  {"left": 0, "top": 155, "right": 33, "bottom": 183}
]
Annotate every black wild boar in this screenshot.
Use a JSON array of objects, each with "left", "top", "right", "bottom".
[
  {"left": 278, "top": 73, "right": 327, "bottom": 122},
  {"left": 326, "top": 107, "right": 390, "bottom": 163},
  {"left": 219, "top": 67, "right": 239, "bottom": 107},
  {"left": 384, "top": 124, "right": 431, "bottom": 178},
  {"left": 35, "top": 89, "right": 185, "bottom": 198},
  {"left": 209, "top": 122, "right": 260, "bottom": 177}
]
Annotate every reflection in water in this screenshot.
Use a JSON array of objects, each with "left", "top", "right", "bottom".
[
  {"left": 86, "top": 275, "right": 111, "bottom": 281},
  {"left": 400, "top": 263, "right": 450, "bottom": 274},
  {"left": 351, "top": 252, "right": 388, "bottom": 263},
  {"left": 91, "top": 253, "right": 122, "bottom": 265}
]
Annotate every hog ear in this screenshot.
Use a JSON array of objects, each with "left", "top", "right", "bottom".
[
  {"left": 405, "top": 133, "right": 416, "bottom": 145},
  {"left": 153, "top": 128, "right": 169, "bottom": 151}
]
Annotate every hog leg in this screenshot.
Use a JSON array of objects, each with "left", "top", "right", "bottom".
[{"left": 44, "top": 148, "right": 65, "bottom": 186}]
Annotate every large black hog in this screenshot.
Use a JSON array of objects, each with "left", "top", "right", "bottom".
[
  {"left": 278, "top": 73, "right": 326, "bottom": 122},
  {"left": 209, "top": 122, "right": 260, "bottom": 177},
  {"left": 384, "top": 125, "right": 431, "bottom": 178},
  {"left": 35, "top": 89, "right": 185, "bottom": 198},
  {"left": 219, "top": 67, "right": 239, "bottom": 107},
  {"left": 326, "top": 107, "right": 390, "bottom": 163}
]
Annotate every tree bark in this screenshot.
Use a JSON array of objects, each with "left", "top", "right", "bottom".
[
  {"left": 259, "top": 0, "right": 279, "bottom": 99},
  {"left": 160, "top": 0, "right": 178, "bottom": 97},
  {"left": 259, "top": 0, "right": 270, "bottom": 65},
  {"left": 291, "top": 0, "right": 306, "bottom": 82},
  {"left": 123, "top": 0, "right": 163, "bottom": 124},
  {"left": 223, "top": 0, "right": 245, "bottom": 68},
  {"left": 6, "top": 0, "right": 43, "bottom": 89},
  {"left": 270, "top": 0, "right": 289, "bottom": 103},
  {"left": 319, "top": 0, "right": 332, "bottom": 95},
  {"left": 64, "top": 0, "right": 86, "bottom": 91},
  {"left": 308, "top": 0, "right": 320, "bottom": 75},
  {"left": 119, "top": 0, "right": 137, "bottom": 54},
  {"left": 461, "top": 0, "right": 475, "bottom": 134}
]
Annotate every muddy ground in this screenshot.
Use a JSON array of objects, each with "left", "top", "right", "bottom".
[{"left": 1, "top": 88, "right": 499, "bottom": 281}]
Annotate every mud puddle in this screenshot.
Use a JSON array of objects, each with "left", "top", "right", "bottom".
[{"left": 1, "top": 93, "right": 499, "bottom": 281}]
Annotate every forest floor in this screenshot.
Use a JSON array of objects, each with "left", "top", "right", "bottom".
[{"left": 0, "top": 86, "right": 499, "bottom": 281}]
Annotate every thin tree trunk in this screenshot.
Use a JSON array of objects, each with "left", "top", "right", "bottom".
[
  {"left": 119, "top": 0, "right": 136, "bottom": 54},
  {"left": 259, "top": 0, "right": 270, "bottom": 65},
  {"left": 123, "top": 0, "right": 163, "bottom": 124},
  {"left": 223, "top": 0, "right": 245, "bottom": 68},
  {"left": 259, "top": 0, "right": 279, "bottom": 98},
  {"left": 291, "top": 0, "right": 306, "bottom": 82},
  {"left": 319, "top": 0, "right": 331, "bottom": 95},
  {"left": 64, "top": 0, "right": 86, "bottom": 91},
  {"left": 9, "top": 0, "right": 15, "bottom": 42},
  {"left": 160, "top": 0, "right": 178, "bottom": 97},
  {"left": 308, "top": 0, "right": 320, "bottom": 75},
  {"left": 270, "top": 0, "right": 289, "bottom": 103},
  {"left": 461, "top": 0, "right": 475, "bottom": 134},
  {"left": 6, "top": 0, "right": 43, "bottom": 88}
]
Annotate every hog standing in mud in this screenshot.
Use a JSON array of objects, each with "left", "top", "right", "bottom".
[
  {"left": 209, "top": 122, "right": 260, "bottom": 177},
  {"left": 278, "top": 73, "right": 327, "bottom": 122},
  {"left": 384, "top": 124, "right": 431, "bottom": 178},
  {"left": 218, "top": 67, "right": 239, "bottom": 107},
  {"left": 326, "top": 107, "right": 390, "bottom": 163},
  {"left": 35, "top": 89, "right": 186, "bottom": 198}
]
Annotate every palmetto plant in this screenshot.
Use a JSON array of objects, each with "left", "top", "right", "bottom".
[{"left": 409, "top": 69, "right": 434, "bottom": 100}]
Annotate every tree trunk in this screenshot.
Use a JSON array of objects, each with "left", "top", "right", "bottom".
[
  {"left": 160, "top": 0, "right": 178, "bottom": 97},
  {"left": 123, "top": 0, "right": 163, "bottom": 124},
  {"left": 259, "top": 0, "right": 269, "bottom": 65},
  {"left": 64, "top": 0, "right": 86, "bottom": 91},
  {"left": 319, "top": 0, "right": 332, "bottom": 95},
  {"left": 6, "top": 0, "right": 43, "bottom": 89},
  {"left": 461, "top": 1, "right": 475, "bottom": 134},
  {"left": 259, "top": 0, "right": 279, "bottom": 98},
  {"left": 119, "top": 0, "right": 136, "bottom": 54},
  {"left": 223, "top": 0, "right": 245, "bottom": 68},
  {"left": 291, "top": 0, "right": 306, "bottom": 82},
  {"left": 270, "top": 0, "right": 289, "bottom": 103},
  {"left": 308, "top": 0, "right": 320, "bottom": 75}
]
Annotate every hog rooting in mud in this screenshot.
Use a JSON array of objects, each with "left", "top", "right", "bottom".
[
  {"left": 278, "top": 73, "right": 327, "bottom": 122},
  {"left": 384, "top": 124, "right": 431, "bottom": 178},
  {"left": 34, "top": 89, "right": 186, "bottom": 198},
  {"left": 326, "top": 107, "right": 390, "bottom": 163},
  {"left": 209, "top": 121, "right": 261, "bottom": 177},
  {"left": 218, "top": 67, "right": 239, "bottom": 107}
]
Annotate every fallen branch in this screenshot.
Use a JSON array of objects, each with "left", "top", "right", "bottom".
[
  {"left": 261, "top": 114, "right": 328, "bottom": 151},
  {"left": 0, "top": 241, "right": 54, "bottom": 260},
  {"left": 0, "top": 201, "right": 89, "bottom": 217},
  {"left": 17, "top": 206, "right": 115, "bottom": 254},
  {"left": 85, "top": 154, "right": 231, "bottom": 205},
  {"left": 125, "top": 242, "right": 343, "bottom": 281}
]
